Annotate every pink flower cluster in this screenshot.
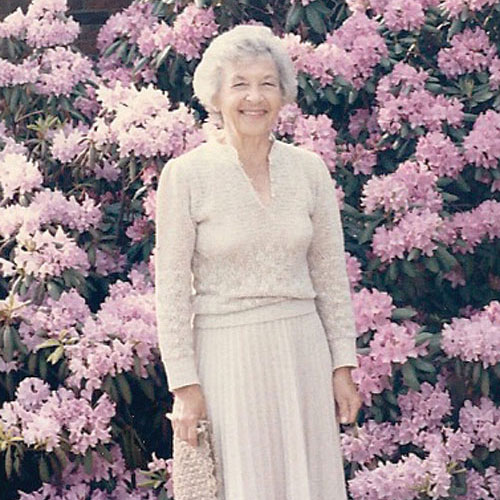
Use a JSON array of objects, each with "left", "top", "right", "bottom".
[
  {"left": 0, "top": 0, "right": 80, "bottom": 48},
  {"left": 352, "top": 287, "right": 395, "bottom": 335},
  {"left": 281, "top": 13, "right": 387, "bottom": 90},
  {"left": 34, "top": 47, "right": 96, "bottom": 97},
  {"left": 0, "top": 188, "right": 101, "bottom": 240},
  {"left": 65, "top": 270, "right": 158, "bottom": 397},
  {"left": 18, "top": 289, "right": 90, "bottom": 351},
  {"left": 396, "top": 381, "right": 452, "bottom": 445},
  {"left": 415, "top": 131, "right": 466, "bottom": 178},
  {"left": 459, "top": 397, "right": 500, "bottom": 451},
  {"left": 94, "top": 248, "right": 127, "bottom": 276},
  {"left": 18, "top": 444, "right": 156, "bottom": 499},
  {"left": 93, "top": 82, "right": 204, "bottom": 159},
  {"left": 438, "top": 27, "right": 498, "bottom": 78},
  {"left": 325, "top": 13, "right": 388, "bottom": 89},
  {"left": 361, "top": 160, "right": 442, "bottom": 219},
  {"left": 344, "top": 378, "right": 499, "bottom": 499},
  {"left": 126, "top": 216, "right": 152, "bottom": 243},
  {"left": 293, "top": 113, "right": 339, "bottom": 169},
  {"left": 97, "top": 1, "right": 156, "bottom": 52},
  {"left": 382, "top": 0, "right": 426, "bottom": 32},
  {"left": 50, "top": 123, "right": 89, "bottom": 163},
  {"left": 442, "top": 300, "right": 500, "bottom": 367},
  {"left": 346, "top": 0, "right": 439, "bottom": 32},
  {"left": 352, "top": 318, "right": 426, "bottom": 404},
  {"left": 339, "top": 142, "right": 378, "bottom": 175},
  {"left": 0, "top": 377, "right": 114, "bottom": 454},
  {"left": 441, "top": 0, "right": 498, "bottom": 17},
  {"left": 463, "top": 109, "right": 500, "bottom": 170},
  {"left": 138, "top": 5, "right": 218, "bottom": 61},
  {"left": 341, "top": 421, "right": 397, "bottom": 464},
  {"left": 348, "top": 450, "right": 452, "bottom": 499},
  {"left": 345, "top": 252, "right": 363, "bottom": 290},
  {"left": 375, "top": 62, "right": 464, "bottom": 134},
  {"left": 0, "top": 152, "right": 43, "bottom": 201},
  {"left": 444, "top": 199, "right": 500, "bottom": 254},
  {"left": 459, "top": 468, "right": 500, "bottom": 500},
  {"left": 371, "top": 208, "right": 450, "bottom": 262},
  {"left": 0, "top": 58, "right": 40, "bottom": 88},
  {"left": 13, "top": 227, "right": 90, "bottom": 280}
]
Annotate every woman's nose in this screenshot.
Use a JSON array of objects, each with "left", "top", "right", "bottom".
[{"left": 244, "top": 86, "right": 264, "bottom": 102}]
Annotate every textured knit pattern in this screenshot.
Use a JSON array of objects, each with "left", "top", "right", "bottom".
[{"left": 155, "top": 134, "right": 358, "bottom": 390}]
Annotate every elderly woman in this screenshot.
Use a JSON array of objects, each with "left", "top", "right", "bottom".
[{"left": 155, "top": 24, "right": 361, "bottom": 500}]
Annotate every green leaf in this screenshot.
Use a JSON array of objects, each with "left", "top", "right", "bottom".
[
  {"left": 158, "top": 489, "right": 169, "bottom": 500},
  {"left": 84, "top": 450, "right": 93, "bottom": 475},
  {"left": 392, "top": 307, "right": 417, "bottom": 320},
  {"left": 472, "top": 362, "right": 481, "bottom": 384},
  {"left": 102, "top": 39, "right": 123, "bottom": 58},
  {"left": 139, "top": 378, "right": 155, "bottom": 401},
  {"left": 435, "top": 246, "right": 458, "bottom": 271},
  {"left": 401, "top": 260, "right": 417, "bottom": 277},
  {"left": 39, "top": 456, "right": 50, "bottom": 483},
  {"left": 116, "top": 373, "right": 132, "bottom": 405},
  {"left": 424, "top": 256, "right": 440, "bottom": 273},
  {"left": 415, "top": 332, "right": 434, "bottom": 346},
  {"left": 3, "top": 326, "right": 15, "bottom": 362},
  {"left": 407, "top": 248, "right": 421, "bottom": 261},
  {"left": 155, "top": 45, "right": 172, "bottom": 70},
  {"left": 324, "top": 86, "right": 339, "bottom": 105},
  {"left": 402, "top": 362, "right": 420, "bottom": 391},
  {"left": 448, "top": 18, "right": 463, "bottom": 38},
  {"left": 47, "top": 345, "right": 64, "bottom": 365},
  {"left": 37, "top": 338, "right": 61, "bottom": 350},
  {"left": 285, "top": 3, "right": 303, "bottom": 31},
  {"left": 481, "top": 370, "right": 490, "bottom": 396},
  {"left": 413, "top": 358, "right": 436, "bottom": 374},
  {"left": 388, "top": 260, "right": 398, "bottom": 282},
  {"left": 305, "top": 4, "right": 326, "bottom": 33},
  {"left": 454, "top": 174, "right": 471, "bottom": 192},
  {"left": 383, "top": 390, "right": 399, "bottom": 406},
  {"left": 5, "top": 446, "right": 13, "bottom": 480},
  {"left": 9, "top": 87, "right": 20, "bottom": 114},
  {"left": 47, "top": 281, "right": 62, "bottom": 300}
]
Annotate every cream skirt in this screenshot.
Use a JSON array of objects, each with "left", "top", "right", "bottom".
[{"left": 193, "top": 299, "right": 349, "bottom": 500}]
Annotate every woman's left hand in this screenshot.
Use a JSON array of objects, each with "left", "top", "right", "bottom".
[{"left": 332, "top": 367, "right": 362, "bottom": 425}]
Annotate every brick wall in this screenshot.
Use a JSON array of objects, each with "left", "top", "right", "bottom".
[{"left": 0, "top": 0, "right": 133, "bottom": 56}]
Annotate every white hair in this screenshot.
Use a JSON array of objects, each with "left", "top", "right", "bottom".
[{"left": 192, "top": 25, "right": 297, "bottom": 122}]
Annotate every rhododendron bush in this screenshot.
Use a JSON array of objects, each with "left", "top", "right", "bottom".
[{"left": 0, "top": 0, "right": 499, "bottom": 498}]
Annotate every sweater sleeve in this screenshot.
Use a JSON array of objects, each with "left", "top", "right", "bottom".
[
  {"left": 307, "top": 154, "right": 358, "bottom": 372},
  {"left": 155, "top": 158, "right": 200, "bottom": 391}
]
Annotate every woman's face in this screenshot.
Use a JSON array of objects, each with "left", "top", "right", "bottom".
[{"left": 213, "top": 54, "right": 284, "bottom": 140}]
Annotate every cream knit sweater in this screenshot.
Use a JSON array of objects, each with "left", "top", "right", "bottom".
[{"left": 155, "top": 134, "right": 358, "bottom": 391}]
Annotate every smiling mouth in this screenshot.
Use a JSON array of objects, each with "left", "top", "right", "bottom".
[{"left": 240, "top": 110, "right": 267, "bottom": 116}]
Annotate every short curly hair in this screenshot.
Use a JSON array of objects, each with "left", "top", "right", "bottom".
[{"left": 192, "top": 24, "right": 297, "bottom": 123}]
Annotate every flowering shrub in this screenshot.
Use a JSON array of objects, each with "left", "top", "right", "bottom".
[{"left": 0, "top": 0, "right": 499, "bottom": 498}]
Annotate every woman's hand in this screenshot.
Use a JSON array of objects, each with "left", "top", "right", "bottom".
[
  {"left": 170, "top": 384, "right": 208, "bottom": 447},
  {"left": 332, "top": 367, "right": 362, "bottom": 425}
]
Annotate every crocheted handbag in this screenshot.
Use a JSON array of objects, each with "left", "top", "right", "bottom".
[{"left": 166, "top": 413, "right": 221, "bottom": 500}]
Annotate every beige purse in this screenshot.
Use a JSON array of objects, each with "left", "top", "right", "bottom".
[{"left": 166, "top": 413, "right": 221, "bottom": 500}]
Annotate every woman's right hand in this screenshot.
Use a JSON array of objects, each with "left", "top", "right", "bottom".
[{"left": 170, "top": 384, "right": 207, "bottom": 447}]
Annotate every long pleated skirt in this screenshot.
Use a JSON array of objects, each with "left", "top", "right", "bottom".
[{"left": 192, "top": 299, "right": 348, "bottom": 500}]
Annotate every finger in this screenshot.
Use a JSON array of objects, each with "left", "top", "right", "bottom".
[
  {"left": 187, "top": 425, "right": 198, "bottom": 447},
  {"left": 348, "top": 396, "right": 361, "bottom": 423},
  {"left": 336, "top": 398, "right": 349, "bottom": 425}
]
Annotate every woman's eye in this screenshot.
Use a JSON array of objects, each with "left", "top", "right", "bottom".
[
  {"left": 232, "top": 83, "right": 247, "bottom": 87},
  {"left": 263, "top": 82, "right": 276, "bottom": 86}
]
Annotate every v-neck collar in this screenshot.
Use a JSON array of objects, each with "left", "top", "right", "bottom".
[{"left": 207, "top": 132, "right": 280, "bottom": 211}]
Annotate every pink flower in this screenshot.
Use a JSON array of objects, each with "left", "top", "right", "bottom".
[
  {"left": 438, "top": 27, "right": 496, "bottom": 78},
  {"left": 442, "top": 301, "right": 500, "bottom": 367},
  {"left": 0, "top": 153, "right": 43, "bottom": 200}
]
